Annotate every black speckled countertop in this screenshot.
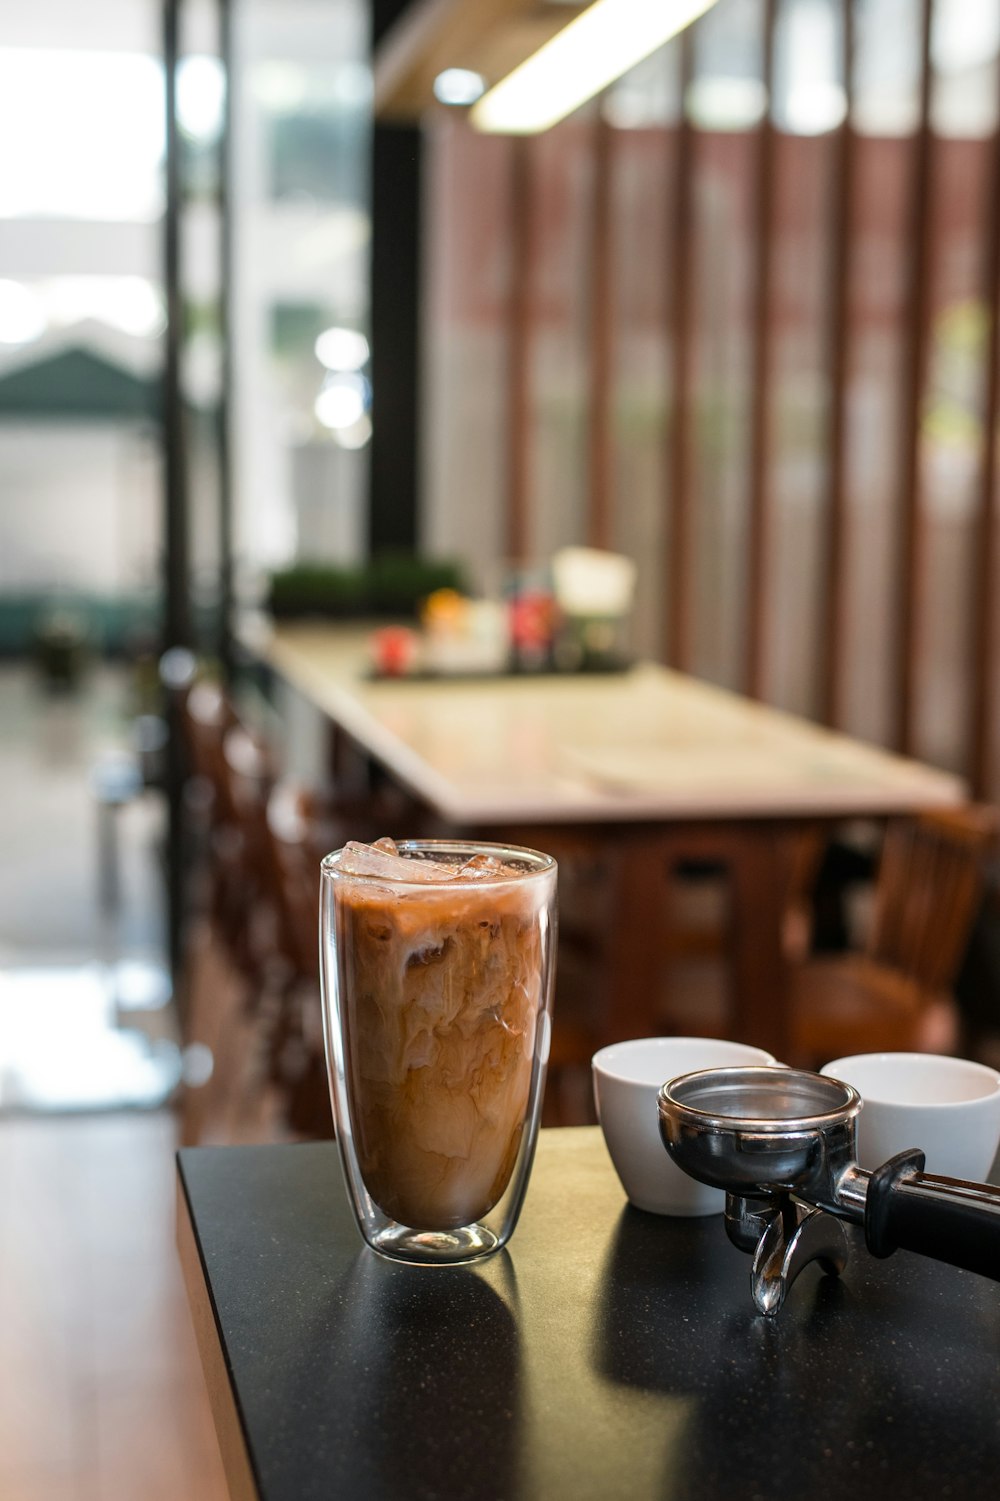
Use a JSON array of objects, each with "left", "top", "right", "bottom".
[{"left": 178, "top": 1128, "right": 1000, "bottom": 1501}]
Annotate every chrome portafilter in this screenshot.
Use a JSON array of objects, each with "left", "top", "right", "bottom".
[{"left": 657, "top": 1066, "right": 1000, "bottom": 1316}]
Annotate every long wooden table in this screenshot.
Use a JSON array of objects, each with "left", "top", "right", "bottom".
[{"left": 241, "top": 619, "right": 966, "bottom": 1058}]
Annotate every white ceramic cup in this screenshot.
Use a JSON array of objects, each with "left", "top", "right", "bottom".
[
  {"left": 592, "top": 1036, "right": 777, "bottom": 1216},
  {"left": 820, "top": 1052, "right": 1000, "bottom": 1182}
]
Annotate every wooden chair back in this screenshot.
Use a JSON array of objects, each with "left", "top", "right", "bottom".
[
  {"left": 262, "top": 782, "right": 346, "bottom": 1139},
  {"left": 867, "top": 807, "right": 1000, "bottom": 994},
  {"left": 179, "top": 681, "right": 237, "bottom": 802},
  {"left": 221, "top": 721, "right": 278, "bottom": 859},
  {"left": 266, "top": 783, "right": 345, "bottom": 982}
]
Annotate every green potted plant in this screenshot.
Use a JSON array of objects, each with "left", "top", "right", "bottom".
[{"left": 267, "top": 555, "right": 467, "bottom": 621}]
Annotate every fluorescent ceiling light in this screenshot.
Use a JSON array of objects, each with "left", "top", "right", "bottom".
[
  {"left": 470, "top": 0, "right": 721, "bottom": 135},
  {"left": 433, "top": 68, "right": 487, "bottom": 107}
]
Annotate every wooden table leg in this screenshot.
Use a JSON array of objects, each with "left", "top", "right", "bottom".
[
  {"left": 494, "top": 821, "right": 795, "bottom": 1060},
  {"left": 602, "top": 833, "right": 674, "bottom": 1045},
  {"left": 723, "top": 824, "right": 791, "bottom": 1061},
  {"left": 600, "top": 823, "right": 793, "bottom": 1059}
]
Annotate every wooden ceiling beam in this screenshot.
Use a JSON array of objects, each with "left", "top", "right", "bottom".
[{"left": 374, "top": 0, "right": 588, "bottom": 122}]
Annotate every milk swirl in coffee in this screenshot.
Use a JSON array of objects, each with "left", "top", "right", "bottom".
[{"left": 334, "top": 839, "right": 549, "bottom": 1229}]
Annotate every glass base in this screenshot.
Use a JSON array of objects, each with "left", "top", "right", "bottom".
[{"left": 368, "top": 1221, "right": 502, "bottom": 1265}]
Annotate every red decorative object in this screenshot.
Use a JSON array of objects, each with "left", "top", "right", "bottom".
[
  {"left": 371, "top": 626, "right": 417, "bottom": 677},
  {"left": 509, "top": 591, "right": 556, "bottom": 655}
]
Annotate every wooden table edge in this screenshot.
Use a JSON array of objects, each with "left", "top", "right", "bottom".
[{"left": 176, "top": 1158, "right": 260, "bottom": 1501}]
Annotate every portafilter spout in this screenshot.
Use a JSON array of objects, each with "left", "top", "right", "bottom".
[{"left": 657, "top": 1066, "right": 1000, "bottom": 1316}]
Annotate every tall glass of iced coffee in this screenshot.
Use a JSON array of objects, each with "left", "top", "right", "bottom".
[{"left": 320, "top": 838, "right": 557, "bottom": 1264}]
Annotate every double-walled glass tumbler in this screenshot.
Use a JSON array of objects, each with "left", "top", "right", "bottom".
[{"left": 320, "top": 839, "right": 557, "bottom": 1264}]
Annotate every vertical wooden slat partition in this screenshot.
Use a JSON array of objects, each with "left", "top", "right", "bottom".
[
  {"left": 489, "top": 0, "right": 997, "bottom": 797},
  {"left": 586, "top": 109, "right": 615, "bottom": 552},
  {"left": 969, "top": 74, "right": 1000, "bottom": 798},
  {"left": 744, "top": 0, "right": 778, "bottom": 699},
  {"left": 505, "top": 136, "right": 534, "bottom": 565},
  {"left": 818, "top": 0, "right": 855, "bottom": 729},
  {"left": 665, "top": 28, "right": 696, "bottom": 671},
  {"left": 892, "top": 0, "right": 935, "bottom": 755}
]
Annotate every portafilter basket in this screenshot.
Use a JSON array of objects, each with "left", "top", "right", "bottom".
[{"left": 658, "top": 1065, "right": 1000, "bottom": 1315}]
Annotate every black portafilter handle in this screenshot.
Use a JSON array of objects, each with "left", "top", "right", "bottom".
[{"left": 863, "top": 1149, "right": 1000, "bottom": 1283}]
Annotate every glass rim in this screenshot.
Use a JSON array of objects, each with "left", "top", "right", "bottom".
[{"left": 320, "top": 837, "right": 557, "bottom": 889}]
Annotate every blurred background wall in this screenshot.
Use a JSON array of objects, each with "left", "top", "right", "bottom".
[{"left": 420, "top": 0, "right": 1000, "bottom": 795}]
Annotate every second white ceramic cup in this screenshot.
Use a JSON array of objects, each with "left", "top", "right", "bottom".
[
  {"left": 820, "top": 1052, "right": 1000, "bottom": 1182},
  {"left": 593, "top": 1036, "right": 777, "bottom": 1215}
]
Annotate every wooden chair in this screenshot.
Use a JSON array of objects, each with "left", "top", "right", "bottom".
[
  {"left": 177, "top": 690, "right": 290, "bottom": 1144},
  {"left": 788, "top": 806, "right": 1000, "bottom": 1068},
  {"left": 177, "top": 681, "right": 249, "bottom": 950},
  {"left": 177, "top": 667, "right": 430, "bottom": 1143}
]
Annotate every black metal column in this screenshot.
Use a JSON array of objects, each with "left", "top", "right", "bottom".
[
  {"left": 217, "top": 0, "right": 235, "bottom": 678},
  {"left": 369, "top": 1, "right": 423, "bottom": 556},
  {"left": 368, "top": 120, "right": 422, "bottom": 555}
]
